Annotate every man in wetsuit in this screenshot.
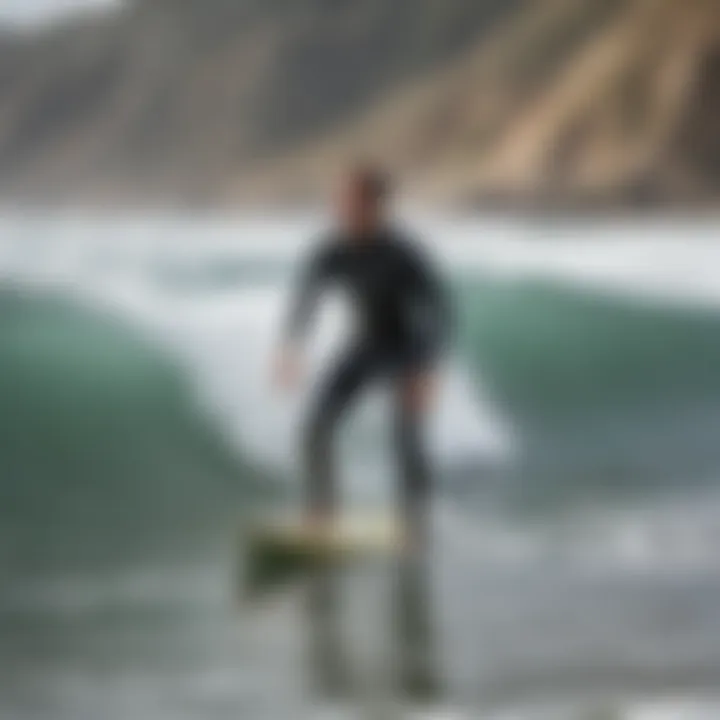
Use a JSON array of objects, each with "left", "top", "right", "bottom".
[{"left": 273, "top": 166, "right": 450, "bottom": 548}]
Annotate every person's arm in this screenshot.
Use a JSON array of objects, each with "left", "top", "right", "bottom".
[
  {"left": 400, "top": 240, "right": 452, "bottom": 412},
  {"left": 284, "top": 243, "right": 333, "bottom": 345},
  {"left": 274, "top": 242, "right": 334, "bottom": 390},
  {"left": 406, "top": 241, "right": 453, "bottom": 369}
]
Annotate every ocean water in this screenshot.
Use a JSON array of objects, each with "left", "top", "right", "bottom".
[{"left": 2, "top": 212, "right": 720, "bottom": 719}]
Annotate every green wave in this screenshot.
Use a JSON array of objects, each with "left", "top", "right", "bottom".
[
  {"left": 458, "top": 277, "right": 720, "bottom": 425},
  {"left": 456, "top": 277, "right": 720, "bottom": 507},
  {"left": 0, "top": 289, "right": 271, "bottom": 575}
]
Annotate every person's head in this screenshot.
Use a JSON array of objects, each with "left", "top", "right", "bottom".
[{"left": 336, "top": 163, "right": 393, "bottom": 238}]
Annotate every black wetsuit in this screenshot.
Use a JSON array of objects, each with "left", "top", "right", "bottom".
[{"left": 285, "top": 226, "right": 450, "bottom": 535}]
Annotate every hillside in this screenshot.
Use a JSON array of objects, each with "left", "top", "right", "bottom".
[
  {"left": 0, "top": 0, "right": 522, "bottom": 207},
  {"left": 240, "top": 0, "right": 720, "bottom": 210},
  {"left": 0, "top": 0, "right": 719, "bottom": 209}
]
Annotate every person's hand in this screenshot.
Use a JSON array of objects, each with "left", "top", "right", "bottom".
[
  {"left": 272, "top": 344, "right": 304, "bottom": 394},
  {"left": 402, "top": 370, "right": 439, "bottom": 415}
]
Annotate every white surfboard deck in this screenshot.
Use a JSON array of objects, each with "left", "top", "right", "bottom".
[
  {"left": 247, "top": 514, "right": 405, "bottom": 557},
  {"left": 241, "top": 514, "right": 406, "bottom": 598}
]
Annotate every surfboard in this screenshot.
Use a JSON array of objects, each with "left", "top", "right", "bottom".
[{"left": 240, "top": 514, "right": 404, "bottom": 599}]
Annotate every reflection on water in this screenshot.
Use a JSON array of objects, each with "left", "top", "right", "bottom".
[
  {"left": 306, "top": 566, "right": 353, "bottom": 700},
  {"left": 393, "top": 557, "right": 442, "bottom": 703},
  {"left": 305, "top": 555, "right": 443, "bottom": 709}
]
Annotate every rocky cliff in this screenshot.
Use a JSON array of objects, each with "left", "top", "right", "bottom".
[
  {"left": 2, "top": 0, "right": 720, "bottom": 210},
  {"left": 0, "top": 0, "right": 521, "bottom": 207},
  {"left": 242, "top": 0, "right": 720, "bottom": 210}
]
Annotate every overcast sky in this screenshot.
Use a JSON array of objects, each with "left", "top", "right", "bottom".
[{"left": 0, "top": 0, "right": 118, "bottom": 25}]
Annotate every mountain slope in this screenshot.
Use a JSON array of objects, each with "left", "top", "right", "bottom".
[
  {"left": 0, "top": 0, "right": 523, "bottom": 206},
  {"left": 1, "top": 0, "right": 720, "bottom": 209},
  {"left": 240, "top": 0, "right": 720, "bottom": 209}
]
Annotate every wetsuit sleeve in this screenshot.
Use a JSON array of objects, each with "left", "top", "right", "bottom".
[
  {"left": 283, "top": 241, "right": 335, "bottom": 345},
  {"left": 405, "top": 242, "right": 453, "bottom": 368}
]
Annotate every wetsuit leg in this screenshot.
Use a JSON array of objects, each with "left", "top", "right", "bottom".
[
  {"left": 304, "top": 346, "right": 378, "bottom": 515},
  {"left": 394, "top": 379, "right": 432, "bottom": 547}
]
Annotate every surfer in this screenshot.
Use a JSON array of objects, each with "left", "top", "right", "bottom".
[{"left": 273, "top": 165, "right": 450, "bottom": 549}]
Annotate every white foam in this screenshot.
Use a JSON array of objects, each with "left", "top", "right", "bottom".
[{"left": 419, "top": 217, "right": 720, "bottom": 310}]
